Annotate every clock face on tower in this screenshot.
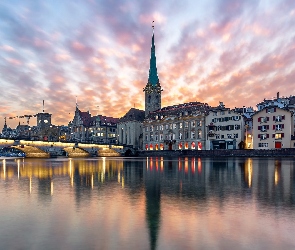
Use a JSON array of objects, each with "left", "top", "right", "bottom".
[{"left": 44, "top": 120, "right": 48, "bottom": 123}]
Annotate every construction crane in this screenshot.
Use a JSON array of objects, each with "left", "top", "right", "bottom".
[{"left": 8, "top": 114, "right": 36, "bottom": 125}]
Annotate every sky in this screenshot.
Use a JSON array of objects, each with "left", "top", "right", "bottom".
[{"left": 1, "top": 0, "right": 295, "bottom": 129}]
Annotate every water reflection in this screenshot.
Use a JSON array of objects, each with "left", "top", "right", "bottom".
[{"left": 0, "top": 157, "right": 295, "bottom": 249}]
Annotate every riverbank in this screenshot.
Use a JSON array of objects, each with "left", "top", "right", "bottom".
[{"left": 137, "top": 148, "right": 295, "bottom": 157}]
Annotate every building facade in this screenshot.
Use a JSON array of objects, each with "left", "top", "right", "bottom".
[
  {"left": 252, "top": 106, "right": 294, "bottom": 149},
  {"left": 117, "top": 108, "right": 145, "bottom": 149},
  {"left": 205, "top": 103, "right": 245, "bottom": 150},
  {"left": 143, "top": 102, "right": 209, "bottom": 150},
  {"left": 70, "top": 107, "right": 118, "bottom": 144}
]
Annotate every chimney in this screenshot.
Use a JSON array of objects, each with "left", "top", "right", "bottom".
[{"left": 277, "top": 92, "right": 279, "bottom": 99}]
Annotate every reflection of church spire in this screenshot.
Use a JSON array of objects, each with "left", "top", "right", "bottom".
[{"left": 145, "top": 168, "right": 161, "bottom": 250}]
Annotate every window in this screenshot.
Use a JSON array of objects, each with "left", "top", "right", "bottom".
[
  {"left": 234, "top": 133, "right": 238, "bottom": 138},
  {"left": 221, "top": 135, "right": 224, "bottom": 139},
  {"left": 179, "top": 122, "right": 183, "bottom": 129},
  {"left": 155, "top": 135, "right": 158, "bottom": 141},
  {"left": 160, "top": 134, "right": 164, "bottom": 140},
  {"left": 259, "top": 134, "right": 269, "bottom": 140},
  {"left": 258, "top": 125, "right": 269, "bottom": 132},
  {"left": 273, "top": 124, "right": 284, "bottom": 131},
  {"left": 198, "top": 130, "right": 202, "bottom": 139},
  {"left": 173, "top": 123, "right": 177, "bottom": 129},
  {"left": 150, "top": 134, "right": 153, "bottom": 141},
  {"left": 216, "top": 134, "right": 220, "bottom": 139},
  {"left": 274, "top": 115, "right": 282, "bottom": 122},
  {"left": 258, "top": 143, "right": 268, "bottom": 148},
  {"left": 150, "top": 126, "right": 153, "bottom": 131},
  {"left": 227, "top": 134, "right": 232, "bottom": 138},
  {"left": 185, "top": 131, "right": 189, "bottom": 139},
  {"left": 145, "top": 135, "right": 148, "bottom": 141},
  {"left": 179, "top": 132, "right": 182, "bottom": 139},
  {"left": 234, "top": 124, "right": 241, "bottom": 130},
  {"left": 198, "top": 121, "right": 202, "bottom": 127},
  {"left": 274, "top": 133, "right": 284, "bottom": 139},
  {"left": 184, "top": 122, "right": 189, "bottom": 128},
  {"left": 145, "top": 127, "right": 149, "bottom": 132},
  {"left": 191, "top": 121, "right": 195, "bottom": 127},
  {"left": 191, "top": 131, "right": 195, "bottom": 139},
  {"left": 165, "top": 124, "right": 169, "bottom": 130},
  {"left": 160, "top": 125, "right": 164, "bottom": 131}
]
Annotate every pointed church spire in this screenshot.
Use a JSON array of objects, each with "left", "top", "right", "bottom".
[
  {"left": 143, "top": 22, "right": 163, "bottom": 117},
  {"left": 148, "top": 22, "right": 159, "bottom": 86}
]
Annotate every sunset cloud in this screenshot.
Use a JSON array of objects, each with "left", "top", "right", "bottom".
[{"left": 1, "top": 0, "right": 295, "bottom": 129}]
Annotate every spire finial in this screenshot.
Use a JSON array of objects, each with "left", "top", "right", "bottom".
[
  {"left": 152, "top": 20, "right": 154, "bottom": 30},
  {"left": 76, "top": 96, "right": 78, "bottom": 108}
]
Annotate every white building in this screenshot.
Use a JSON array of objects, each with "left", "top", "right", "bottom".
[
  {"left": 205, "top": 103, "right": 245, "bottom": 150},
  {"left": 252, "top": 106, "right": 294, "bottom": 149}
]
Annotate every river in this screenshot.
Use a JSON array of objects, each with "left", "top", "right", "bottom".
[{"left": 0, "top": 157, "right": 294, "bottom": 249}]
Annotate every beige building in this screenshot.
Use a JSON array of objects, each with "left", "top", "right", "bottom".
[
  {"left": 143, "top": 102, "right": 208, "bottom": 151},
  {"left": 252, "top": 106, "right": 294, "bottom": 149},
  {"left": 117, "top": 108, "right": 145, "bottom": 149},
  {"left": 205, "top": 103, "right": 245, "bottom": 150}
]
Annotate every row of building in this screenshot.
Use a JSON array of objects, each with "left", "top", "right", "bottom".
[{"left": 2, "top": 28, "right": 295, "bottom": 151}]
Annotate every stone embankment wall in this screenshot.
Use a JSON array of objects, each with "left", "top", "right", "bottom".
[{"left": 138, "top": 148, "right": 295, "bottom": 157}]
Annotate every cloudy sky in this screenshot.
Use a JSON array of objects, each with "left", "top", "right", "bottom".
[{"left": 1, "top": 0, "right": 295, "bottom": 129}]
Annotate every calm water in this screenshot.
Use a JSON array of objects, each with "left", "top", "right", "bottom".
[{"left": 0, "top": 157, "right": 295, "bottom": 250}]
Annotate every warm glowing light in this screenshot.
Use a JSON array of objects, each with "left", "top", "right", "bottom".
[
  {"left": 51, "top": 181, "right": 53, "bottom": 195},
  {"left": 198, "top": 158, "right": 202, "bottom": 173},
  {"left": 184, "top": 157, "right": 188, "bottom": 173}
]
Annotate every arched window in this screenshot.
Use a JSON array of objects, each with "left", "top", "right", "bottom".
[{"left": 191, "top": 142, "right": 196, "bottom": 149}]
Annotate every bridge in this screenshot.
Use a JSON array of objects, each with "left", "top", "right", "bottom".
[{"left": 0, "top": 139, "right": 135, "bottom": 158}]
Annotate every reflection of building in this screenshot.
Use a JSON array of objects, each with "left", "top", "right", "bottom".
[
  {"left": 252, "top": 106, "right": 294, "bottom": 149},
  {"left": 145, "top": 165, "right": 161, "bottom": 250}
]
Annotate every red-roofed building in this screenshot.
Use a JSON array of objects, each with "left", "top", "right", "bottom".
[{"left": 69, "top": 107, "right": 119, "bottom": 143}]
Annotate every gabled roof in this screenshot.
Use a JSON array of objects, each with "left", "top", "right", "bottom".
[{"left": 119, "top": 108, "right": 145, "bottom": 122}]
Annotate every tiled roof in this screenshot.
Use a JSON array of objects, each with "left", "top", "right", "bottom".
[
  {"left": 147, "top": 101, "right": 211, "bottom": 119},
  {"left": 119, "top": 108, "right": 145, "bottom": 122}
]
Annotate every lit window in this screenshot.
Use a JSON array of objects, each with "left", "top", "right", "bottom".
[{"left": 191, "top": 142, "right": 196, "bottom": 149}]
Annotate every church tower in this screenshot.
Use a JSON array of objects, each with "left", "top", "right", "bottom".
[{"left": 143, "top": 26, "right": 162, "bottom": 117}]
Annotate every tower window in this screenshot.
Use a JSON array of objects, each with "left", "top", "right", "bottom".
[{"left": 148, "top": 95, "right": 151, "bottom": 103}]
